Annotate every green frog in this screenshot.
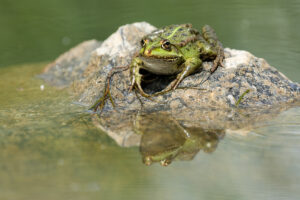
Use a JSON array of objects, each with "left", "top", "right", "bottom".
[
  {"left": 90, "top": 24, "right": 224, "bottom": 111},
  {"left": 129, "top": 24, "right": 224, "bottom": 97}
]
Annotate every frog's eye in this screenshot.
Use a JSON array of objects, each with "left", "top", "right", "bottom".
[
  {"left": 161, "top": 40, "right": 171, "bottom": 50},
  {"left": 140, "top": 39, "right": 146, "bottom": 47}
]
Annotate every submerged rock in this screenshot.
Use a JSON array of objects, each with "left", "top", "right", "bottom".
[{"left": 41, "top": 22, "right": 300, "bottom": 149}]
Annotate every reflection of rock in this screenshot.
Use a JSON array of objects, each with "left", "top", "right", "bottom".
[
  {"left": 90, "top": 101, "right": 298, "bottom": 149},
  {"left": 137, "top": 113, "right": 225, "bottom": 166},
  {"left": 41, "top": 22, "right": 300, "bottom": 151}
]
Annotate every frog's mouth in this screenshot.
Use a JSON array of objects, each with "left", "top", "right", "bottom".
[{"left": 141, "top": 54, "right": 180, "bottom": 62}]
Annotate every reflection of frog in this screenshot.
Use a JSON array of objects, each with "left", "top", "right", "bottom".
[
  {"left": 175, "top": 127, "right": 224, "bottom": 162},
  {"left": 90, "top": 24, "right": 224, "bottom": 111},
  {"left": 136, "top": 113, "right": 225, "bottom": 166},
  {"left": 130, "top": 24, "right": 224, "bottom": 97}
]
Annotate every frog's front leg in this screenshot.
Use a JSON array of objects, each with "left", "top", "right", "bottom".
[
  {"left": 89, "top": 65, "right": 129, "bottom": 112},
  {"left": 156, "top": 57, "right": 202, "bottom": 95},
  {"left": 201, "top": 25, "right": 224, "bottom": 73},
  {"left": 130, "top": 57, "right": 150, "bottom": 97}
]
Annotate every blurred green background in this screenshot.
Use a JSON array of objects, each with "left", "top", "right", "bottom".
[{"left": 0, "top": 0, "right": 299, "bottom": 81}]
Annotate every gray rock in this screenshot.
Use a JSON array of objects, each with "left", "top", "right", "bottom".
[
  {"left": 69, "top": 24, "right": 299, "bottom": 111},
  {"left": 41, "top": 22, "right": 300, "bottom": 147},
  {"left": 39, "top": 39, "right": 101, "bottom": 87}
]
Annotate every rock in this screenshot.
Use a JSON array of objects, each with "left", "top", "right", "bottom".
[
  {"left": 39, "top": 40, "right": 102, "bottom": 87},
  {"left": 95, "top": 22, "right": 156, "bottom": 58},
  {"left": 41, "top": 22, "right": 300, "bottom": 148}
]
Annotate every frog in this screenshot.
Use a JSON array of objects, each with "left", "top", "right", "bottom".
[
  {"left": 90, "top": 24, "right": 224, "bottom": 111},
  {"left": 129, "top": 23, "right": 224, "bottom": 97}
]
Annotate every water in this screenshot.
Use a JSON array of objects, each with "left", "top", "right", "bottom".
[{"left": 1, "top": 0, "right": 300, "bottom": 199}]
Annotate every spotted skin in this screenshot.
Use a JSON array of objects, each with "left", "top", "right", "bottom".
[{"left": 130, "top": 24, "right": 224, "bottom": 97}]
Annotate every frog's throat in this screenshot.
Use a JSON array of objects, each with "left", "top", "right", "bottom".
[{"left": 139, "top": 56, "right": 182, "bottom": 75}]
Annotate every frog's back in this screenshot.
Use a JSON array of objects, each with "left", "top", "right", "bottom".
[
  {"left": 166, "top": 24, "right": 199, "bottom": 43},
  {"left": 149, "top": 24, "right": 200, "bottom": 45}
]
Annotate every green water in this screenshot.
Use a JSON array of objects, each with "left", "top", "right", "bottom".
[{"left": 1, "top": 0, "right": 300, "bottom": 200}]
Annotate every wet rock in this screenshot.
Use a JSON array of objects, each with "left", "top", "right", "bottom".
[{"left": 41, "top": 22, "right": 300, "bottom": 147}]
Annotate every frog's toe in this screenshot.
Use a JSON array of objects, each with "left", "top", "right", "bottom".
[
  {"left": 136, "top": 83, "right": 151, "bottom": 98},
  {"left": 199, "top": 71, "right": 211, "bottom": 85},
  {"left": 211, "top": 53, "right": 224, "bottom": 73},
  {"left": 89, "top": 94, "right": 108, "bottom": 112},
  {"left": 172, "top": 79, "right": 182, "bottom": 90}
]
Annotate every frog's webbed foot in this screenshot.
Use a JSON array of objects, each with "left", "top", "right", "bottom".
[
  {"left": 201, "top": 25, "right": 225, "bottom": 73},
  {"left": 89, "top": 65, "right": 129, "bottom": 112},
  {"left": 210, "top": 44, "right": 224, "bottom": 73}
]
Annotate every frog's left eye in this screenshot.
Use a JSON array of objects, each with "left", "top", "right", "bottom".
[
  {"left": 161, "top": 40, "right": 171, "bottom": 50},
  {"left": 140, "top": 39, "right": 146, "bottom": 47}
]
